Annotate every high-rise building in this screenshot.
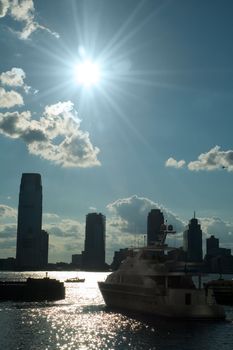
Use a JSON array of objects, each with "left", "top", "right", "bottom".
[
  {"left": 183, "top": 213, "right": 203, "bottom": 262},
  {"left": 16, "top": 173, "right": 48, "bottom": 269},
  {"left": 206, "top": 235, "right": 219, "bottom": 256},
  {"left": 147, "top": 209, "right": 164, "bottom": 245},
  {"left": 83, "top": 213, "right": 106, "bottom": 270}
]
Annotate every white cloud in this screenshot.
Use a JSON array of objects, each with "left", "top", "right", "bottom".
[
  {"left": 0, "top": 67, "right": 32, "bottom": 94},
  {"left": 165, "top": 157, "right": 186, "bottom": 169},
  {"left": 165, "top": 146, "right": 233, "bottom": 172},
  {"left": 200, "top": 217, "right": 233, "bottom": 245},
  {"left": 107, "top": 195, "right": 185, "bottom": 235},
  {"left": 0, "top": 102, "right": 101, "bottom": 168},
  {"left": 44, "top": 219, "right": 84, "bottom": 238},
  {"left": 44, "top": 218, "right": 85, "bottom": 263},
  {"left": 0, "top": 87, "right": 24, "bottom": 108},
  {"left": 0, "top": 0, "right": 59, "bottom": 39},
  {"left": 0, "top": 0, "right": 10, "bottom": 18},
  {"left": 188, "top": 146, "right": 233, "bottom": 172},
  {"left": 0, "top": 67, "right": 25, "bottom": 87}
]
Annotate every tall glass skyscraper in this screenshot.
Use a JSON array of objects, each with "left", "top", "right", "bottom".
[
  {"left": 83, "top": 213, "right": 106, "bottom": 270},
  {"left": 16, "top": 173, "right": 48, "bottom": 269}
]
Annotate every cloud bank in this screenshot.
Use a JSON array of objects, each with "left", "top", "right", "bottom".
[
  {"left": 0, "top": 0, "right": 59, "bottom": 39},
  {"left": 165, "top": 146, "right": 233, "bottom": 172},
  {"left": 200, "top": 217, "right": 233, "bottom": 245},
  {"left": 0, "top": 202, "right": 233, "bottom": 262},
  {"left": 107, "top": 194, "right": 185, "bottom": 234},
  {"left": 0, "top": 101, "right": 101, "bottom": 167}
]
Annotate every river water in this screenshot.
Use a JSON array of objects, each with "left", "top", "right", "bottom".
[{"left": 0, "top": 271, "right": 233, "bottom": 350}]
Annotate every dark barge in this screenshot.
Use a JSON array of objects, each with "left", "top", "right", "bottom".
[{"left": 0, "top": 277, "right": 65, "bottom": 301}]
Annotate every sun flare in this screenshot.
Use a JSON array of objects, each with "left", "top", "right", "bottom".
[{"left": 75, "top": 60, "right": 101, "bottom": 87}]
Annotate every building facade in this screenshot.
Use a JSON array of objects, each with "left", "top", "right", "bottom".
[
  {"left": 16, "top": 173, "right": 48, "bottom": 269},
  {"left": 183, "top": 214, "right": 203, "bottom": 262},
  {"left": 147, "top": 209, "right": 164, "bottom": 245},
  {"left": 83, "top": 213, "right": 106, "bottom": 270}
]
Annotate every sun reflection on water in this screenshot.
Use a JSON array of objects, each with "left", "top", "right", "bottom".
[{"left": 0, "top": 271, "right": 233, "bottom": 350}]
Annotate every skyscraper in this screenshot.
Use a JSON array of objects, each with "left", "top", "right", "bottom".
[
  {"left": 206, "top": 235, "right": 219, "bottom": 256},
  {"left": 147, "top": 209, "right": 164, "bottom": 245},
  {"left": 83, "top": 213, "right": 106, "bottom": 270},
  {"left": 16, "top": 173, "right": 48, "bottom": 269},
  {"left": 183, "top": 213, "right": 203, "bottom": 262}
]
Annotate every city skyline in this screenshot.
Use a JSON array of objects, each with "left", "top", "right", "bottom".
[{"left": 1, "top": 0, "right": 233, "bottom": 263}]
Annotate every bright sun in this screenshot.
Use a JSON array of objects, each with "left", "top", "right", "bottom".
[{"left": 75, "top": 60, "right": 101, "bottom": 87}]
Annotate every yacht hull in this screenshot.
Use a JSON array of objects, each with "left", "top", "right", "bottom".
[{"left": 98, "top": 282, "right": 225, "bottom": 320}]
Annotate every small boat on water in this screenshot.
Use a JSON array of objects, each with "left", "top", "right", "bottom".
[
  {"left": 205, "top": 278, "right": 233, "bottom": 305},
  {"left": 98, "top": 226, "right": 225, "bottom": 320},
  {"left": 65, "top": 277, "right": 85, "bottom": 283}
]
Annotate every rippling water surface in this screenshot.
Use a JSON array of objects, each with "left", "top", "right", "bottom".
[{"left": 0, "top": 271, "right": 233, "bottom": 350}]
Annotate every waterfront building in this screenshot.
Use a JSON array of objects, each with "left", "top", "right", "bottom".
[
  {"left": 83, "top": 213, "right": 106, "bottom": 270},
  {"left": 183, "top": 213, "right": 203, "bottom": 262},
  {"left": 147, "top": 209, "right": 164, "bottom": 245},
  {"left": 206, "top": 235, "right": 219, "bottom": 255},
  {"left": 204, "top": 235, "right": 233, "bottom": 273},
  {"left": 72, "top": 254, "right": 82, "bottom": 268},
  {"left": 16, "top": 173, "right": 48, "bottom": 269}
]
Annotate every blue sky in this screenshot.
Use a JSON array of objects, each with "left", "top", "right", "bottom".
[{"left": 0, "top": 0, "right": 233, "bottom": 263}]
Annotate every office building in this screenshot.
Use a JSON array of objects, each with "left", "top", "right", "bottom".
[
  {"left": 72, "top": 254, "right": 82, "bottom": 268},
  {"left": 83, "top": 212, "right": 106, "bottom": 270},
  {"left": 16, "top": 173, "right": 48, "bottom": 269},
  {"left": 206, "top": 235, "right": 219, "bottom": 256},
  {"left": 183, "top": 213, "right": 203, "bottom": 262},
  {"left": 147, "top": 209, "right": 164, "bottom": 245}
]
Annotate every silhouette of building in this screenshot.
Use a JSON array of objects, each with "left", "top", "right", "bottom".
[
  {"left": 147, "top": 209, "right": 164, "bottom": 245},
  {"left": 206, "top": 235, "right": 219, "bottom": 256},
  {"left": 82, "top": 213, "right": 106, "bottom": 270},
  {"left": 16, "top": 173, "right": 49, "bottom": 269},
  {"left": 72, "top": 254, "right": 82, "bottom": 268},
  {"left": 111, "top": 248, "right": 132, "bottom": 271},
  {"left": 204, "top": 235, "right": 233, "bottom": 273},
  {"left": 183, "top": 213, "right": 203, "bottom": 262},
  {"left": 0, "top": 257, "right": 16, "bottom": 270}
]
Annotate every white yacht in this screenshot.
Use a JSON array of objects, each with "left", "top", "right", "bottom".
[{"left": 98, "top": 229, "right": 225, "bottom": 320}]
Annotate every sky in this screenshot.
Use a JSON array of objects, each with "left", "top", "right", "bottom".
[{"left": 1, "top": 0, "right": 233, "bottom": 264}]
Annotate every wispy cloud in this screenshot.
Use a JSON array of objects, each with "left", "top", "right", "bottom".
[
  {"left": 200, "top": 217, "right": 233, "bottom": 244},
  {"left": 0, "top": 0, "right": 59, "bottom": 39},
  {"left": 165, "top": 146, "right": 233, "bottom": 172},
  {"left": 0, "top": 204, "right": 17, "bottom": 218},
  {"left": 0, "top": 101, "right": 101, "bottom": 168}
]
